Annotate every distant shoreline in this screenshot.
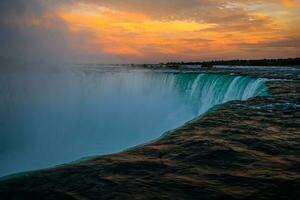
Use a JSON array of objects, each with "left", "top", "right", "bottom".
[
  {"left": 128, "top": 57, "right": 300, "bottom": 69},
  {"left": 164, "top": 57, "right": 300, "bottom": 66}
]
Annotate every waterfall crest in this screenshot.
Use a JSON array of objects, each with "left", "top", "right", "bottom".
[
  {"left": 157, "top": 73, "right": 267, "bottom": 115},
  {"left": 0, "top": 69, "right": 267, "bottom": 177}
]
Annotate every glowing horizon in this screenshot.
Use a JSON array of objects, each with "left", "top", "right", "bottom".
[{"left": 0, "top": 0, "right": 300, "bottom": 63}]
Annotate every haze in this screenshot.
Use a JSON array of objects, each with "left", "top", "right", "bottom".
[{"left": 0, "top": 0, "right": 299, "bottom": 64}]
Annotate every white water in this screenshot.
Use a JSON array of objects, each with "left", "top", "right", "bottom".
[
  {"left": 162, "top": 73, "right": 267, "bottom": 115},
  {"left": 0, "top": 68, "right": 267, "bottom": 177}
]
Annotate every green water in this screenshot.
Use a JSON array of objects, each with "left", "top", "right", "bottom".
[{"left": 0, "top": 67, "right": 267, "bottom": 177}]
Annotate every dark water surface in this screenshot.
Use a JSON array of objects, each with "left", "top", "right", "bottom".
[{"left": 0, "top": 66, "right": 267, "bottom": 177}]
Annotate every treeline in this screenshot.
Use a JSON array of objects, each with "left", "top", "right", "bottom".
[{"left": 165, "top": 58, "right": 300, "bottom": 66}]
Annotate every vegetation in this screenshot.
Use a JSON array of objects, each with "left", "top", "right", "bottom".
[{"left": 165, "top": 58, "right": 300, "bottom": 67}]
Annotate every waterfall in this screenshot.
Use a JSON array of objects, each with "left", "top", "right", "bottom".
[
  {"left": 0, "top": 69, "right": 268, "bottom": 177},
  {"left": 159, "top": 73, "right": 267, "bottom": 115}
]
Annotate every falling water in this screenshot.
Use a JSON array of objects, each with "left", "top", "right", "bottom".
[{"left": 0, "top": 68, "right": 267, "bottom": 177}]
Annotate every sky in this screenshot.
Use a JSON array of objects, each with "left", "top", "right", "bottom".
[{"left": 0, "top": 0, "right": 300, "bottom": 64}]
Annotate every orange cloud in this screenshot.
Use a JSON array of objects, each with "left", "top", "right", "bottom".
[
  {"left": 281, "top": 0, "right": 298, "bottom": 8},
  {"left": 59, "top": 7, "right": 218, "bottom": 59},
  {"left": 55, "top": 2, "right": 300, "bottom": 62},
  {"left": 1, "top": 0, "right": 299, "bottom": 63}
]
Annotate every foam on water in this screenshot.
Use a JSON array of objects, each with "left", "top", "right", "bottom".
[{"left": 0, "top": 68, "right": 267, "bottom": 177}]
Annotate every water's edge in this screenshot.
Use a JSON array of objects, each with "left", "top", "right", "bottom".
[
  {"left": 0, "top": 73, "right": 268, "bottom": 180},
  {"left": 0, "top": 71, "right": 299, "bottom": 200}
]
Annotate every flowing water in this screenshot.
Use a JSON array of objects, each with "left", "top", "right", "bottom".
[{"left": 0, "top": 67, "right": 267, "bottom": 177}]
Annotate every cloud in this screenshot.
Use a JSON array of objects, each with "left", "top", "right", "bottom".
[
  {"left": 0, "top": 0, "right": 299, "bottom": 63},
  {"left": 79, "top": 0, "right": 299, "bottom": 21},
  {"left": 0, "top": 0, "right": 117, "bottom": 63},
  {"left": 237, "top": 36, "right": 300, "bottom": 48}
]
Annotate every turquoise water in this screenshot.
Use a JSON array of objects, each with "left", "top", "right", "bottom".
[{"left": 0, "top": 67, "right": 267, "bottom": 177}]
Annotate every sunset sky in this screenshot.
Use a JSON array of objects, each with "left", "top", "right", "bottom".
[{"left": 0, "top": 0, "right": 299, "bottom": 63}]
